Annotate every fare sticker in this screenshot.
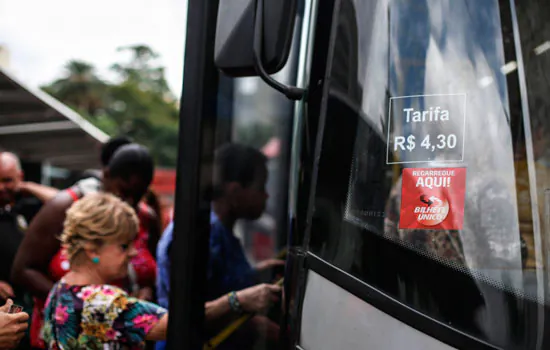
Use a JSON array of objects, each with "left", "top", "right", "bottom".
[
  {"left": 386, "top": 93, "right": 467, "bottom": 164},
  {"left": 399, "top": 168, "right": 466, "bottom": 230}
]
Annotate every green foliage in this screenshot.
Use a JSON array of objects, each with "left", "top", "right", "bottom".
[
  {"left": 41, "top": 45, "right": 179, "bottom": 167},
  {"left": 43, "top": 60, "right": 107, "bottom": 116}
]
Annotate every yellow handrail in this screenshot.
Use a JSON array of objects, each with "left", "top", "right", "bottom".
[{"left": 203, "top": 278, "right": 284, "bottom": 350}]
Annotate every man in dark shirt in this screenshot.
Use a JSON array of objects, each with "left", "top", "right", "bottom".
[
  {"left": 156, "top": 144, "right": 283, "bottom": 350},
  {"left": 0, "top": 152, "right": 41, "bottom": 304}
]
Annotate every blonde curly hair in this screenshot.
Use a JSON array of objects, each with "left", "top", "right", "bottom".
[{"left": 60, "top": 192, "right": 139, "bottom": 264}]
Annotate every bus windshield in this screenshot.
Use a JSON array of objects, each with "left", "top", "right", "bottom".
[{"left": 305, "top": 0, "right": 550, "bottom": 348}]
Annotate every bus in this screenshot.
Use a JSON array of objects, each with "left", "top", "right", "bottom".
[{"left": 168, "top": 0, "right": 550, "bottom": 349}]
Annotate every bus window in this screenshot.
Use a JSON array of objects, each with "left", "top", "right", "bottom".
[
  {"left": 517, "top": 0, "right": 550, "bottom": 277},
  {"left": 198, "top": 20, "right": 301, "bottom": 350},
  {"left": 303, "top": 0, "right": 550, "bottom": 347}
]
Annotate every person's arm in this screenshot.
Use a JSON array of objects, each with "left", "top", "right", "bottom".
[
  {"left": 145, "top": 283, "right": 281, "bottom": 342},
  {"left": 205, "top": 294, "right": 232, "bottom": 322},
  {"left": 11, "top": 192, "right": 73, "bottom": 299},
  {"left": 145, "top": 296, "right": 252, "bottom": 342},
  {"left": 204, "top": 283, "right": 282, "bottom": 323},
  {"left": 19, "top": 182, "right": 59, "bottom": 203},
  {"left": 145, "top": 314, "right": 168, "bottom": 341}
]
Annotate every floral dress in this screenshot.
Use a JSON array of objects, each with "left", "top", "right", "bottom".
[
  {"left": 30, "top": 186, "right": 158, "bottom": 348},
  {"left": 41, "top": 281, "right": 166, "bottom": 349}
]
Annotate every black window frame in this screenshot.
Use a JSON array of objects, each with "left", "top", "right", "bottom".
[
  {"left": 167, "top": 0, "right": 221, "bottom": 348},
  {"left": 289, "top": 0, "right": 550, "bottom": 349}
]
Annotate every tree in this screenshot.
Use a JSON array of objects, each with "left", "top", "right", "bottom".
[
  {"left": 42, "top": 60, "right": 107, "bottom": 116},
  {"left": 111, "top": 45, "right": 173, "bottom": 99},
  {"left": 42, "top": 45, "right": 180, "bottom": 167},
  {"left": 105, "top": 45, "right": 179, "bottom": 166}
]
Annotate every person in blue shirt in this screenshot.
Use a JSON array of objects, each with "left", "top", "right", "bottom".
[{"left": 156, "top": 143, "right": 283, "bottom": 350}]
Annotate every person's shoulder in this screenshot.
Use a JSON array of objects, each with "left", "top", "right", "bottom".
[
  {"left": 52, "top": 177, "right": 100, "bottom": 207},
  {"left": 209, "top": 220, "right": 232, "bottom": 257},
  {"left": 209, "top": 220, "right": 226, "bottom": 241},
  {"left": 157, "top": 222, "right": 174, "bottom": 256},
  {"left": 156, "top": 223, "right": 173, "bottom": 267},
  {"left": 48, "top": 189, "right": 79, "bottom": 210},
  {"left": 83, "top": 284, "right": 146, "bottom": 315},
  {"left": 73, "top": 177, "right": 101, "bottom": 197},
  {"left": 105, "top": 287, "right": 167, "bottom": 317},
  {"left": 76, "top": 284, "right": 128, "bottom": 303},
  {"left": 162, "top": 221, "right": 174, "bottom": 236},
  {"left": 210, "top": 219, "right": 234, "bottom": 242}
]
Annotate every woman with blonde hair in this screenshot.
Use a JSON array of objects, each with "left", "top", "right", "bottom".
[
  {"left": 13, "top": 143, "right": 160, "bottom": 348},
  {"left": 41, "top": 193, "right": 167, "bottom": 349},
  {"left": 42, "top": 191, "right": 279, "bottom": 349}
]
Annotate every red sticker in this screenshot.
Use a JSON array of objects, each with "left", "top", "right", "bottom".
[{"left": 399, "top": 168, "right": 466, "bottom": 230}]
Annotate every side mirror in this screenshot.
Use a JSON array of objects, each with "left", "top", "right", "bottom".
[{"left": 214, "top": 0, "right": 306, "bottom": 100}]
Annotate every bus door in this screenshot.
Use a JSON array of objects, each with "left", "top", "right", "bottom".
[
  {"left": 169, "top": 0, "right": 303, "bottom": 349},
  {"left": 174, "top": 0, "right": 550, "bottom": 349},
  {"left": 282, "top": 0, "right": 550, "bottom": 349}
]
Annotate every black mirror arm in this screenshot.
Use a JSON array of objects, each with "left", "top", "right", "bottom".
[{"left": 253, "top": 0, "right": 306, "bottom": 101}]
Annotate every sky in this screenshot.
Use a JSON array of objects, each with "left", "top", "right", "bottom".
[{"left": 0, "top": 0, "right": 187, "bottom": 96}]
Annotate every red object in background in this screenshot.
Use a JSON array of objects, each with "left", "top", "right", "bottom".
[
  {"left": 151, "top": 169, "right": 176, "bottom": 195},
  {"left": 150, "top": 169, "right": 176, "bottom": 229},
  {"left": 399, "top": 168, "right": 467, "bottom": 230},
  {"left": 252, "top": 232, "right": 274, "bottom": 262},
  {"left": 261, "top": 137, "right": 281, "bottom": 159}
]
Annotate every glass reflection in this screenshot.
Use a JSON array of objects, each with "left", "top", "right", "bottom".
[
  {"left": 330, "top": 0, "right": 550, "bottom": 345},
  {"left": 347, "top": 0, "right": 525, "bottom": 289}
]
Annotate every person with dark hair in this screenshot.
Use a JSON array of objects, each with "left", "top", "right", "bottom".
[
  {"left": 156, "top": 143, "right": 283, "bottom": 350},
  {"left": 100, "top": 135, "right": 133, "bottom": 168},
  {"left": 41, "top": 193, "right": 168, "bottom": 349},
  {"left": 41, "top": 193, "right": 278, "bottom": 349},
  {"left": 73, "top": 139, "right": 162, "bottom": 274},
  {"left": 11, "top": 143, "right": 158, "bottom": 349},
  {"left": 103, "top": 143, "right": 154, "bottom": 206},
  {"left": 208, "top": 143, "right": 284, "bottom": 288},
  {"left": 69, "top": 136, "right": 134, "bottom": 195}
]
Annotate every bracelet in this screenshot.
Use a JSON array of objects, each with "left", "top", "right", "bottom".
[{"left": 228, "top": 291, "right": 243, "bottom": 313}]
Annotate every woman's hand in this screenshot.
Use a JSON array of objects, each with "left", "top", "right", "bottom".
[
  {"left": 236, "top": 283, "right": 281, "bottom": 313},
  {"left": 0, "top": 299, "right": 29, "bottom": 349}
]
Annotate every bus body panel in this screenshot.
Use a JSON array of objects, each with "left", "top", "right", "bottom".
[{"left": 300, "top": 271, "right": 457, "bottom": 350}]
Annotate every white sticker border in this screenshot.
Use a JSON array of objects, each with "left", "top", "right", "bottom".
[{"left": 385, "top": 93, "right": 468, "bottom": 165}]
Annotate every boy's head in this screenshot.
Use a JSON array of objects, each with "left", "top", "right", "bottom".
[
  {"left": 212, "top": 143, "right": 268, "bottom": 220},
  {"left": 100, "top": 136, "right": 133, "bottom": 168},
  {"left": 103, "top": 143, "right": 154, "bottom": 208}
]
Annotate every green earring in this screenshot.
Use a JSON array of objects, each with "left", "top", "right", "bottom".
[{"left": 92, "top": 257, "right": 100, "bottom": 264}]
